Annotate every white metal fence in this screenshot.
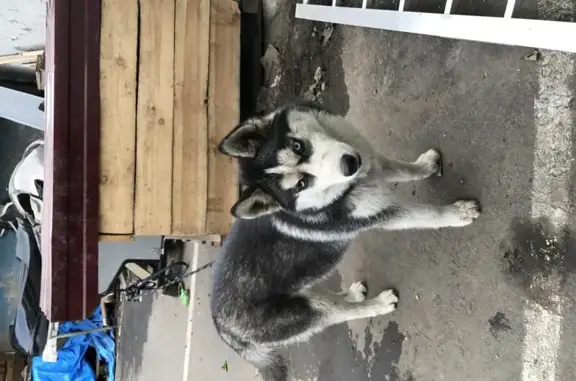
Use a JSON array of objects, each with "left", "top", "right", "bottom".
[{"left": 296, "top": 0, "right": 576, "bottom": 53}]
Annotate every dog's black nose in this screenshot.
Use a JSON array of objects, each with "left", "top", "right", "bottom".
[{"left": 341, "top": 154, "right": 361, "bottom": 177}]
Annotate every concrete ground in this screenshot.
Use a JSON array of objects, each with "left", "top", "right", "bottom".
[
  {"left": 115, "top": 1, "right": 576, "bottom": 381},
  {"left": 116, "top": 242, "right": 259, "bottom": 381}
]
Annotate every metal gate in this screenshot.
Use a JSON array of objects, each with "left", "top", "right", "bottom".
[{"left": 296, "top": 0, "right": 576, "bottom": 53}]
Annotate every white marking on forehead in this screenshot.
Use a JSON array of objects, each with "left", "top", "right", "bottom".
[
  {"left": 280, "top": 173, "right": 300, "bottom": 190},
  {"left": 265, "top": 164, "right": 299, "bottom": 176},
  {"left": 277, "top": 148, "right": 298, "bottom": 165},
  {"left": 265, "top": 148, "right": 300, "bottom": 176},
  {"left": 286, "top": 110, "right": 325, "bottom": 136}
]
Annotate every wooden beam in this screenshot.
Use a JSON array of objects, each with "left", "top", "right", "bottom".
[
  {"left": 171, "top": 0, "right": 210, "bottom": 235},
  {"left": 206, "top": 0, "right": 240, "bottom": 235},
  {"left": 135, "top": 0, "right": 175, "bottom": 235},
  {"left": 35, "top": 52, "right": 45, "bottom": 90},
  {"left": 99, "top": 0, "right": 138, "bottom": 235},
  {"left": 98, "top": 234, "right": 135, "bottom": 242},
  {"left": 0, "top": 50, "right": 43, "bottom": 65}
]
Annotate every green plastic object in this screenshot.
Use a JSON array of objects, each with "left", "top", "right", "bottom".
[{"left": 178, "top": 283, "right": 190, "bottom": 306}]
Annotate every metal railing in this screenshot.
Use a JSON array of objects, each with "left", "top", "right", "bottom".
[{"left": 296, "top": 0, "right": 576, "bottom": 53}]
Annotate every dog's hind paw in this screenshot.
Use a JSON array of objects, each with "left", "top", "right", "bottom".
[
  {"left": 372, "top": 289, "right": 399, "bottom": 314},
  {"left": 416, "top": 149, "right": 442, "bottom": 178},
  {"left": 345, "top": 281, "right": 368, "bottom": 303},
  {"left": 453, "top": 200, "right": 481, "bottom": 225}
]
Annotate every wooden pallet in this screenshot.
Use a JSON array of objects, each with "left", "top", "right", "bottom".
[{"left": 99, "top": 0, "right": 240, "bottom": 239}]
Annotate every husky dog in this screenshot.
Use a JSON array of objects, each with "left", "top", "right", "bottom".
[{"left": 210, "top": 102, "right": 480, "bottom": 381}]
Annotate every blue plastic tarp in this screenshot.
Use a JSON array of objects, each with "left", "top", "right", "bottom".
[{"left": 31, "top": 306, "right": 115, "bottom": 381}]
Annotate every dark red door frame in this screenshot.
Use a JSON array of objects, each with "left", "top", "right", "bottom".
[{"left": 42, "top": 0, "right": 100, "bottom": 322}]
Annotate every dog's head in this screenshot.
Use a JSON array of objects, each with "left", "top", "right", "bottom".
[{"left": 219, "top": 103, "right": 363, "bottom": 219}]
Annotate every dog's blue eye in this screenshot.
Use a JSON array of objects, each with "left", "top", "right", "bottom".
[
  {"left": 296, "top": 177, "right": 308, "bottom": 191},
  {"left": 290, "top": 138, "right": 304, "bottom": 154}
]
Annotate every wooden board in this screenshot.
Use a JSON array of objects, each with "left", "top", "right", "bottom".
[
  {"left": 206, "top": 0, "right": 240, "bottom": 234},
  {"left": 171, "top": 0, "right": 211, "bottom": 235},
  {"left": 98, "top": 234, "right": 135, "bottom": 242},
  {"left": 134, "top": 0, "right": 175, "bottom": 235},
  {"left": 0, "top": 50, "right": 43, "bottom": 65},
  {"left": 35, "top": 52, "right": 45, "bottom": 90},
  {"left": 99, "top": 0, "right": 138, "bottom": 234}
]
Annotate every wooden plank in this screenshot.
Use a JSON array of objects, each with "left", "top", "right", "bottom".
[
  {"left": 207, "top": 0, "right": 240, "bottom": 235},
  {"left": 99, "top": 0, "right": 138, "bottom": 234},
  {"left": 171, "top": 0, "right": 210, "bottom": 235},
  {"left": 164, "top": 234, "right": 222, "bottom": 245},
  {"left": 0, "top": 50, "right": 43, "bottom": 65},
  {"left": 35, "top": 52, "right": 45, "bottom": 90},
  {"left": 98, "top": 234, "right": 135, "bottom": 242},
  {"left": 135, "top": 0, "right": 175, "bottom": 235}
]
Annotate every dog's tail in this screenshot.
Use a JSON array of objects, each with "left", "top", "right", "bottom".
[{"left": 242, "top": 347, "right": 288, "bottom": 381}]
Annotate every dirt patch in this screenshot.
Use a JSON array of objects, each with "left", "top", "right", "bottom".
[
  {"left": 488, "top": 312, "right": 512, "bottom": 339},
  {"left": 501, "top": 217, "right": 576, "bottom": 309}
]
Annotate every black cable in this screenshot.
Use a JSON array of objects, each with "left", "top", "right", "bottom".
[{"left": 119, "top": 260, "right": 215, "bottom": 301}]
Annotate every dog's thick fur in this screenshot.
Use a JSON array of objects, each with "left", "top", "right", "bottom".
[{"left": 210, "top": 102, "right": 480, "bottom": 381}]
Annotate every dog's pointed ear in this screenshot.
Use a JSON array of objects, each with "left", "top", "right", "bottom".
[
  {"left": 218, "top": 113, "right": 276, "bottom": 158},
  {"left": 231, "top": 187, "right": 281, "bottom": 219}
]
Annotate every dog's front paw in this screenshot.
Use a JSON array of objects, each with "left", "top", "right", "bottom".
[
  {"left": 416, "top": 149, "right": 442, "bottom": 177},
  {"left": 451, "top": 200, "right": 481, "bottom": 226},
  {"left": 345, "top": 281, "right": 368, "bottom": 303},
  {"left": 372, "top": 289, "right": 398, "bottom": 314}
]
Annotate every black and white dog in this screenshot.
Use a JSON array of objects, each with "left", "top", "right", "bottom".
[{"left": 210, "top": 103, "right": 480, "bottom": 381}]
